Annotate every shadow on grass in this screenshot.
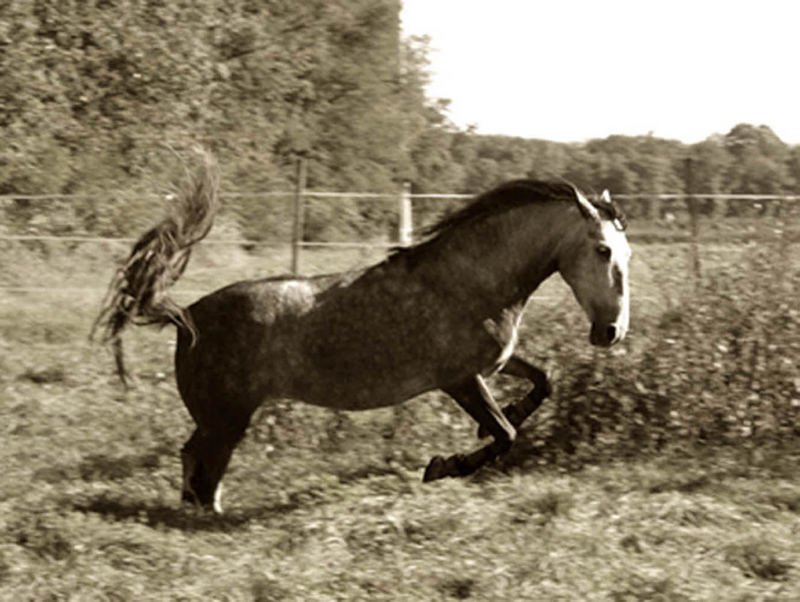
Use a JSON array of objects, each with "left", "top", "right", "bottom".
[
  {"left": 32, "top": 451, "right": 168, "bottom": 485},
  {"left": 71, "top": 495, "right": 307, "bottom": 532},
  {"left": 77, "top": 452, "right": 162, "bottom": 482}
]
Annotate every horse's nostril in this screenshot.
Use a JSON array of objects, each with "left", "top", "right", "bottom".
[{"left": 606, "top": 325, "right": 617, "bottom": 342}]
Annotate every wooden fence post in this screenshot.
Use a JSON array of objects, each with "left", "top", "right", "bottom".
[
  {"left": 684, "top": 158, "right": 702, "bottom": 289},
  {"left": 291, "top": 157, "right": 307, "bottom": 276},
  {"left": 398, "top": 181, "right": 412, "bottom": 246}
]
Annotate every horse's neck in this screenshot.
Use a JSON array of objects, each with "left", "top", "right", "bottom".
[{"left": 414, "top": 202, "right": 571, "bottom": 312}]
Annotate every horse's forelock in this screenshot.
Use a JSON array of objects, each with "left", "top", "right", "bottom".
[
  {"left": 583, "top": 188, "right": 627, "bottom": 231},
  {"left": 594, "top": 198, "right": 628, "bottom": 231}
]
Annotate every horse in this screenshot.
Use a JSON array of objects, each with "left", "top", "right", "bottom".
[{"left": 93, "top": 151, "right": 631, "bottom": 513}]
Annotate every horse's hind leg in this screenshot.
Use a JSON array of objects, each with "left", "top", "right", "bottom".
[
  {"left": 478, "top": 355, "right": 551, "bottom": 438},
  {"left": 181, "top": 417, "right": 249, "bottom": 514}
]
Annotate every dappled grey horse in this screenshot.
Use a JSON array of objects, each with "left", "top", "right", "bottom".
[{"left": 94, "top": 152, "right": 631, "bottom": 513}]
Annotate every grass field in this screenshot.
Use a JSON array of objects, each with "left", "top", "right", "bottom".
[{"left": 2, "top": 239, "right": 799, "bottom": 600}]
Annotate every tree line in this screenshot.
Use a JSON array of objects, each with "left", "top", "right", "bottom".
[
  {"left": 414, "top": 123, "right": 800, "bottom": 196},
  {"left": 2, "top": 1, "right": 799, "bottom": 237}
]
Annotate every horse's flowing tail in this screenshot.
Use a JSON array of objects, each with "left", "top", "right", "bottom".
[{"left": 91, "top": 149, "right": 219, "bottom": 386}]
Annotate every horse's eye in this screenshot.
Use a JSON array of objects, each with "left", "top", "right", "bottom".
[{"left": 596, "top": 244, "right": 611, "bottom": 259}]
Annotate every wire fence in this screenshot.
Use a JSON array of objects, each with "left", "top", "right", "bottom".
[
  {"left": 3, "top": 191, "right": 797, "bottom": 243},
  {"left": 2, "top": 186, "right": 799, "bottom": 297}
]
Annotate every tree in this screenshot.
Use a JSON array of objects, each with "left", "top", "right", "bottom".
[
  {"left": 407, "top": 101, "right": 463, "bottom": 193},
  {"left": 0, "top": 0, "right": 422, "bottom": 197},
  {"left": 723, "top": 124, "right": 791, "bottom": 194},
  {"left": 688, "top": 136, "right": 731, "bottom": 194},
  {"left": 786, "top": 146, "right": 800, "bottom": 193}
]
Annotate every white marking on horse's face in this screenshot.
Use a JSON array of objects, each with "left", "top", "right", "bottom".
[
  {"left": 560, "top": 210, "right": 631, "bottom": 347},
  {"left": 598, "top": 219, "right": 631, "bottom": 344}
]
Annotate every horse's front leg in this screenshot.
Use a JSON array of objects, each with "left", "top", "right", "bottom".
[
  {"left": 423, "top": 375, "right": 516, "bottom": 482},
  {"left": 477, "top": 355, "right": 551, "bottom": 439}
]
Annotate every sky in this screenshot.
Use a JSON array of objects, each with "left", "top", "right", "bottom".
[{"left": 401, "top": 0, "right": 800, "bottom": 144}]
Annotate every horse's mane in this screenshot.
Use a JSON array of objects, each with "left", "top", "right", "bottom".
[
  {"left": 423, "top": 180, "right": 575, "bottom": 237},
  {"left": 390, "top": 179, "right": 626, "bottom": 263}
]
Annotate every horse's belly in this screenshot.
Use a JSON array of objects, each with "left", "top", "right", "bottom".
[
  {"left": 292, "top": 310, "right": 519, "bottom": 410},
  {"left": 294, "top": 363, "right": 435, "bottom": 411}
]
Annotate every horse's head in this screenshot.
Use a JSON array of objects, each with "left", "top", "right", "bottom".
[{"left": 558, "top": 188, "right": 631, "bottom": 347}]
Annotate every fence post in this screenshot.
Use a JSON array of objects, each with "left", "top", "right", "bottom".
[
  {"left": 291, "top": 157, "right": 307, "bottom": 276},
  {"left": 398, "top": 181, "right": 412, "bottom": 246},
  {"left": 684, "top": 158, "right": 701, "bottom": 289}
]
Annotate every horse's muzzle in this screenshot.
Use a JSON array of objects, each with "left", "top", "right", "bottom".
[{"left": 590, "top": 322, "right": 624, "bottom": 347}]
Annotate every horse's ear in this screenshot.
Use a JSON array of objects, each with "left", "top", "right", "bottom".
[
  {"left": 574, "top": 187, "right": 600, "bottom": 222},
  {"left": 600, "top": 189, "right": 612, "bottom": 204}
]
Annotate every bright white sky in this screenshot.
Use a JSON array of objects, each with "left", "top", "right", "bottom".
[{"left": 401, "top": 0, "right": 800, "bottom": 144}]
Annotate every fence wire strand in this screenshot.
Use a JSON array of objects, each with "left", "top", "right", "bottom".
[{"left": 2, "top": 191, "right": 798, "bottom": 295}]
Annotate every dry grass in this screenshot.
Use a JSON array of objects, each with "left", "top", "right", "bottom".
[{"left": 1, "top": 242, "right": 799, "bottom": 600}]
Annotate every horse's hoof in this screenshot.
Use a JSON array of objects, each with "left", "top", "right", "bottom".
[
  {"left": 423, "top": 455, "right": 448, "bottom": 482},
  {"left": 181, "top": 489, "right": 223, "bottom": 515}
]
